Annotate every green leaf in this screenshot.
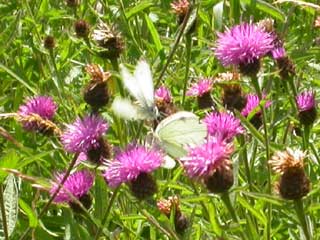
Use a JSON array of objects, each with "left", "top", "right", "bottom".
[
  {"left": 212, "top": 1, "right": 224, "bottom": 31},
  {"left": 94, "top": 175, "right": 108, "bottom": 220},
  {"left": 125, "top": 1, "right": 153, "bottom": 19},
  {"left": 238, "top": 196, "right": 267, "bottom": 225},
  {"left": 19, "top": 199, "right": 38, "bottom": 228},
  {"left": 0, "top": 63, "right": 37, "bottom": 94},
  {"left": 207, "top": 201, "right": 222, "bottom": 236},
  {"left": 241, "top": 191, "right": 285, "bottom": 206},
  {"left": 0, "top": 151, "right": 19, "bottom": 184},
  {"left": 144, "top": 14, "right": 163, "bottom": 53},
  {"left": 0, "top": 174, "right": 19, "bottom": 239},
  {"left": 241, "top": 0, "right": 285, "bottom": 21}
]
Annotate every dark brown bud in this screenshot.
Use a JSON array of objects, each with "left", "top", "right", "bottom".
[
  {"left": 84, "top": 81, "right": 109, "bottom": 110},
  {"left": 74, "top": 20, "right": 90, "bottom": 38},
  {"left": 276, "top": 57, "right": 296, "bottom": 79},
  {"left": 298, "top": 108, "right": 317, "bottom": 126},
  {"left": 130, "top": 172, "right": 157, "bottom": 200},
  {"left": 239, "top": 59, "right": 260, "bottom": 77},
  {"left": 87, "top": 138, "right": 112, "bottom": 164},
  {"left": 44, "top": 35, "right": 55, "bottom": 49},
  {"left": 174, "top": 211, "right": 189, "bottom": 233},
  {"left": 69, "top": 194, "right": 92, "bottom": 213},
  {"left": 66, "top": 0, "right": 79, "bottom": 7},
  {"left": 222, "top": 84, "right": 247, "bottom": 112},
  {"left": 278, "top": 168, "right": 310, "bottom": 200},
  {"left": 84, "top": 64, "right": 111, "bottom": 110},
  {"left": 204, "top": 164, "right": 233, "bottom": 194},
  {"left": 197, "top": 92, "right": 214, "bottom": 110}
]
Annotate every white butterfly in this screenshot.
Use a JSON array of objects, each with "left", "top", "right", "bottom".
[
  {"left": 154, "top": 111, "right": 207, "bottom": 160},
  {"left": 111, "top": 60, "right": 158, "bottom": 120}
]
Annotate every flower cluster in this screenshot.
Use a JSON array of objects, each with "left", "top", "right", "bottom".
[
  {"left": 50, "top": 170, "right": 94, "bottom": 204},
  {"left": 186, "top": 78, "right": 213, "bottom": 97},
  {"left": 17, "top": 96, "right": 59, "bottom": 134},
  {"left": 214, "top": 23, "right": 274, "bottom": 67},
  {"left": 203, "top": 112, "right": 244, "bottom": 141},
  {"left": 155, "top": 86, "right": 172, "bottom": 103},
  {"left": 61, "top": 115, "right": 108, "bottom": 153},
  {"left": 104, "top": 145, "right": 163, "bottom": 188},
  {"left": 180, "top": 137, "right": 233, "bottom": 179},
  {"left": 18, "top": 96, "right": 57, "bottom": 121},
  {"left": 241, "top": 94, "right": 271, "bottom": 117}
]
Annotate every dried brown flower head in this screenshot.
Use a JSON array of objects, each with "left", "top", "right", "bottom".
[
  {"left": 257, "top": 18, "right": 275, "bottom": 33},
  {"left": 269, "top": 148, "right": 310, "bottom": 200},
  {"left": 269, "top": 148, "right": 305, "bottom": 174},
  {"left": 92, "top": 22, "right": 124, "bottom": 59},
  {"left": 84, "top": 64, "right": 111, "bottom": 110},
  {"left": 214, "top": 72, "right": 240, "bottom": 84},
  {"left": 157, "top": 196, "right": 180, "bottom": 216},
  {"left": 85, "top": 64, "right": 111, "bottom": 83},
  {"left": 17, "top": 113, "right": 62, "bottom": 136},
  {"left": 171, "top": 0, "right": 190, "bottom": 16}
]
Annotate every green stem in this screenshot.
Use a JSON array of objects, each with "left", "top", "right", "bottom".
[
  {"left": 220, "top": 192, "right": 247, "bottom": 239},
  {"left": 0, "top": 184, "right": 9, "bottom": 240},
  {"left": 110, "top": 58, "right": 124, "bottom": 97},
  {"left": 94, "top": 187, "right": 120, "bottom": 239},
  {"left": 238, "top": 135, "right": 252, "bottom": 191},
  {"left": 19, "top": 153, "right": 79, "bottom": 240},
  {"left": 140, "top": 208, "right": 180, "bottom": 240},
  {"left": 288, "top": 76, "right": 298, "bottom": 98},
  {"left": 250, "top": 75, "right": 272, "bottom": 240},
  {"left": 303, "top": 124, "right": 311, "bottom": 151},
  {"left": 293, "top": 199, "right": 310, "bottom": 240},
  {"left": 156, "top": 4, "right": 193, "bottom": 87},
  {"left": 182, "top": 33, "right": 192, "bottom": 106}
]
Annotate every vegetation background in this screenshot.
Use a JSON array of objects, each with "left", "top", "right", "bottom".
[{"left": 1, "top": 0, "right": 320, "bottom": 239}]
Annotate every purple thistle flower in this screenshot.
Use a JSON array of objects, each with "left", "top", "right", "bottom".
[
  {"left": 214, "top": 23, "right": 274, "bottom": 66},
  {"left": 296, "top": 91, "right": 316, "bottom": 112},
  {"left": 18, "top": 96, "right": 57, "bottom": 130},
  {"left": 271, "top": 47, "right": 286, "bottom": 60},
  {"left": 104, "top": 144, "right": 163, "bottom": 188},
  {"left": 241, "top": 94, "right": 272, "bottom": 117},
  {"left": 155, "top": 86, "right": 172, "bottom": 103},
  {"left": 50, "top": 170, "right": 94, "bottom": 203},
  {"left": 186, "top": 78, "right": 213, "bottom": 97},
  {"left": 180, "top": 137, "right": 233, "bottom": 179},
  {"left": 61, "top": 115, "right": 108, "bottom": 153},
  {"left": 203, "top": 112, "right": 244, "bottom": 141}
]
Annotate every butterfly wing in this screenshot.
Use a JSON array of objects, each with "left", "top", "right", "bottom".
[
  {"left": 133, "top": 60, "right": 155, "bottom": 108},
  {"left": 120, "top": 60, "right": 156, "bottom": 119},
  {"left": 111, "top": 97, "right": 140, "bottom": 120},
  {"left": 155, "top": 111, "right": 207, "bottom": 158}
]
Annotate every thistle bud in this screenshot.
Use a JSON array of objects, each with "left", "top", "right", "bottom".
[
  {"left": 87, "top": 138, "right": 112, "bottom": 164},
  {"left": 44, "top": 35, "right": 55, "bottom": 49},
  {"left": 204, "top": 160, "right": 233, "bottom": 193},
  {"left": 239, "top": 59, "right": 261, "bottom": 77},
  {"left": 74, "top": 19, "right": 90, "bottom": 38},
  {"left": 66, "top": 0, "right": 79, "bottom": 7},
  {"left": 296, "top": 91, "right": 317, "bottom": 126},
  {"left": 155, "top": 86, "right": 177, "bottom": 118},
  {"left": 272, "top": 47, "right": 296, "bottom": 79},
  {"left": 130, "top": 172, "right": 158, "bottom": 200},
  {"left": 69, "top": 194, "right": 92, "bottom": 213},
  {"left": 186, "top": 78, "right": 214, "bottom": 109}
]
